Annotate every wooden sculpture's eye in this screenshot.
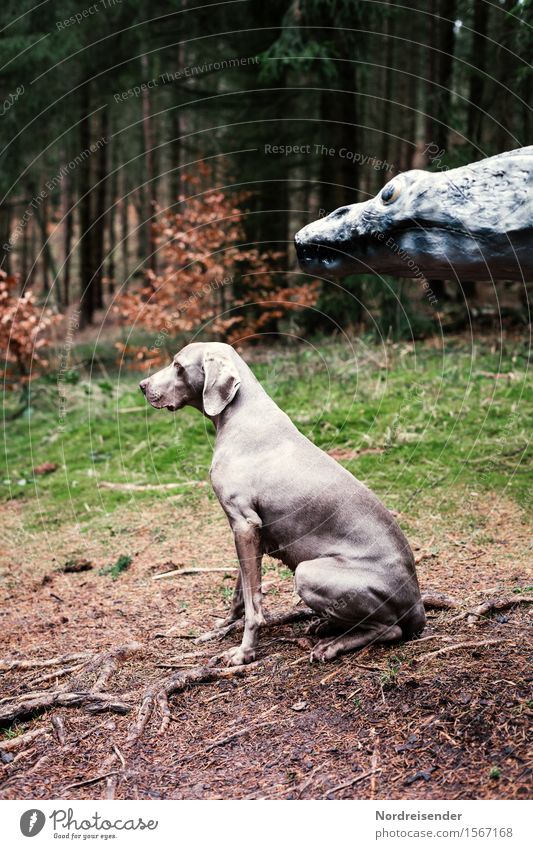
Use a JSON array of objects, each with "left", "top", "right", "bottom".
[{"left": 381, "top": 181, "right": 402, "bottom": 205}]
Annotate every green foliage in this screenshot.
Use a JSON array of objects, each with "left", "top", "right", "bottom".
[
  {"left": 380, "top": 654, "right": 404, "bottom": 688},
  {"left": 311, "top": 276, "right": 437, "bottom": 340},
  {"left": 261, "top": 29, "right": 338, "bottom": 82},
  {"left": 99, "top": 554, "right": 132, "bottom": 580}
]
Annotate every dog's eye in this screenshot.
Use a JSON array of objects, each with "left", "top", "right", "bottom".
[
  {"left": 174, "top": 362, "right": 184, "bottom": 374},
  {"left": 381, "top": 181, "right": 401, "bottom": 205}
]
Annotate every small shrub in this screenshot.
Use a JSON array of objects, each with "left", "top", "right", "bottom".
[{"left": 0, "top": 270, "right": 58, "bottom": 384}]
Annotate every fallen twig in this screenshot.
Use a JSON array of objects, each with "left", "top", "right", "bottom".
[
  {"left": 153, "top": 567, "right": 238, "bottom": 581},
  {"left": 98, "top": 480, "right": 206, "bottom": 492},
  {"left": 113, "top": 744, "right": 126, "bottom": 769},
  {"left": 325, "top": 768, "right": 382, "bottom": 797},
  {"left": 62, "top": 771, "right": 119, "bottom": 792},
  {"left": 370, "top": 730, "right": 379, "bottom": 799},
  {"left": 295, "top": 764, "right": 323, "bottom": 798},
  {"left": 205, "top": 719, "right": 282, "bottom": 752},
  {"left": 416, "top": 638, "right": 510, "bottom": 663}
]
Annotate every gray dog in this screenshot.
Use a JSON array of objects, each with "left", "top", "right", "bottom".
[{"left": 140, "top": 342, "right": 425, "bottom": 665}]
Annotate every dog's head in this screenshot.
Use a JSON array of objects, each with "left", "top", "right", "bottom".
[{"left": 139, "top": 342, "right": 241, "bottom": 417}]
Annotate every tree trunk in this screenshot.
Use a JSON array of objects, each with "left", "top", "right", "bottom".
[
  {"left": 141, "top": 54, "right": 156, "bottom": 275},
  {"left": 29, "top": 185, "right": 60, "bottom": 304},
  {"left": 380, "top": 0, "right": 395, "bottom": 181},
  {"left": 492, "top": 0, "right": 519, "bottom": 152},
  {"left": 319, "top": 61, "right": 359, "bottom": 214},
  {"left": 424, "top": 0, "right": 457, "bottom": 298},
  {"left": 134, "top": 191, "right": 145, "bottom": 269},
  {"left": 0, "top": 205, "right": 11, "bottom": 275},
  {"left": 41, "top": 193, "right": 50, "bottom": 296},
  {"left": 21, "top": 203, "right": 29, "bottom": 288},
  {"left": 120, "top": 171, "right": 129, "bottom": 287},
  {"left": 93, "top": 108, "right": 109, "bottom": 310},
  {"left": 170, "top": 107, "right": 182, "bottom": 203},
  {"left": 467, "top": 0, "right": 490, "bottom": 147},
  {"left": 79, "top": 84, "right": 96, "bottom": 327},
  {"left": 28, "top": 214, "right": 37, "bottom": 291},
  {"left": 107, "top": 142, "right": 118, "bottom": 295},
  {"left": 61, "top": 155, "right": 73, "bottom": 307},
  {"left": 424, "top": 0, "right": 457, "bottom": 157}
]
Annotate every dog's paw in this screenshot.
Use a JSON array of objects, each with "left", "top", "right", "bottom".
[
  {"left": 213, "top": 645, "right": 256, "bottom": 667},
  {"left": 310, "top": 638, "right": 341, "bottom": 663}
]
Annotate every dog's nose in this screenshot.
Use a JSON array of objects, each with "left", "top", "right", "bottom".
[{"left": 139, "top": 379, "right": 148, "bottom": 395}]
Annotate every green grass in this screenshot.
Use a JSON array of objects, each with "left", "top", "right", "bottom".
[
  {"left": 98, "top": 554, "right": 133, "bottom": 580},
  {"left": 2, "top": 336, "right": 531, "bottom": 529}
]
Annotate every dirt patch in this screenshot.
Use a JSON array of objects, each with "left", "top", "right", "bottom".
[{"left": 0, "top": 493, "right": 531, "bottom": 800}]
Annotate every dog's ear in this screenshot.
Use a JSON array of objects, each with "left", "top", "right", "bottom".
[{"left": 202, "top": 350, "right": 241, "bottom": 416}]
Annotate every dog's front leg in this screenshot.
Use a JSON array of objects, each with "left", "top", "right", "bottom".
[{"left": 216, "top": 517, "right": 265, "bottom": 666}]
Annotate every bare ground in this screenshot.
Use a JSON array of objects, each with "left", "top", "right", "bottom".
[{"left": 0, "top": 491, "right": 531, "bottom": 800}]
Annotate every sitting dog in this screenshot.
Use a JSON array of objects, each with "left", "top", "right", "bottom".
[{"left": 140, "top": 342, "right": 425, "bottom": 664}]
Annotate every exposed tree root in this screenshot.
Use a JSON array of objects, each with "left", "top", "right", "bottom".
[
  {"left": 0, "top": 643, "right": 143, "bottom": 726},
  {"left": 31, "top": 664, "right": 87, "bottom": 689},
  {"left": 0, "top": 652, "right": 92, "bottom": 672},
  {"left": 0, "top": 690, "right": 132, "bottom": 725},
  {"left": 194, "top": 607, "right": 316, "bottom": 644},
  {"left": 421, "top": 591, "right": 460, "bottom": 610},
  {"left": 1, "top": 589, "right": 528, "bottom": 779},
  {"left": 0, "top": 726, "right": 50, "bottom": 753},
  {"left": 51, "top": 715, "right": 66, "bottom": 746},
  {"left": 67, "top": 642, "right": 143, "bottom": 691},
  {"left": 196, "top": 594, "right": 461, "bottom": 646},
  {"left": 127, "top": 661, "right": 262, "bottom": 741},
  {"left": 465, "top": 595, "right": 533, "bottom": 626}
]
